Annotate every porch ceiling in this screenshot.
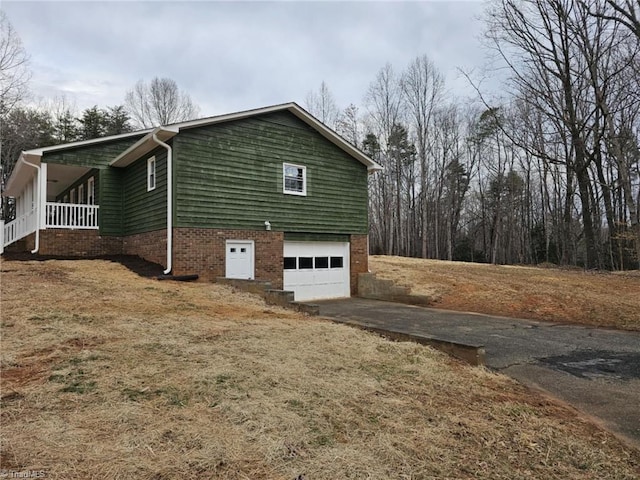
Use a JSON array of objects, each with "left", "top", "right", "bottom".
[{"left": 46, "top": 164, "right": 92, "bottom": 201}]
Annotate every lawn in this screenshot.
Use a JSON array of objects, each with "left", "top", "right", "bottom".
[
  {"left": 370, "top": 256, "right": 640, "bottom": 331},
  {"left": 1, "top": 258, "right": 639, "bottom": 479}
]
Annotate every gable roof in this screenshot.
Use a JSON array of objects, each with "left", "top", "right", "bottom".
[
  {"left": 4, "top": 102, "right": 382, "bottom": 197},
  {"left": 3, "top": 130, "right": 150, "bottom": 197},
  {"left": 110, "top": 102, "right": 382, "bottom": 171}
]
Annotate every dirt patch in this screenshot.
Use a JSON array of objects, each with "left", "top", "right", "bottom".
[
  {"left": 2, "top": 336, "right": 110, "bottom": 389},
  {"left": 370, "top": 256, "right": 640, "bottom": 331},
  {"left": 2, "top": 364, "right": 50, "bottom": 388}
]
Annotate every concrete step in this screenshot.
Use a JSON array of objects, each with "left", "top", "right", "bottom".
[
  {"left": 216, "top": 277, "right": 273, "bottom": 295},
  {"left": 215, "top": 278, "right": 318, "bottom": 315}
]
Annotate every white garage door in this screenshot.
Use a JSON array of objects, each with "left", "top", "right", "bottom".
[{"left": 283, "top": 241, "right": 350, "bottom": 301}]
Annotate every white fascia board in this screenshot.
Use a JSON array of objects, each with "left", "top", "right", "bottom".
[
  {"left": 3, "top": 152, "right": 43, "bottom": 197},
  {"left": 25, "top": 129, "right": 152, "bottom": 157},
  {"left": 110, "top": 126, "right": 179, "bottom": 167}
]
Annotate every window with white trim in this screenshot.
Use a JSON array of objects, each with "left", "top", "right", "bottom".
[
  {"left": 283, "top": 163, "right": 306, "bottom": 196},
  {"left": 78, "top": 184, "right": 85, "bottom": 204},
  {"left": 70, "top": 188, "right": 76, "bottom": 204},
  {"left": 147, "top": 156, "right": 156, "bottom": 192},
  {"left": 87, "top": 177, "right": 95, "bottom": 205}
]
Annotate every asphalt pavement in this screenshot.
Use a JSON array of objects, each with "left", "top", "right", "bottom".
[{"left": 318, "top": 298, "right": 640, "bottom": 448}]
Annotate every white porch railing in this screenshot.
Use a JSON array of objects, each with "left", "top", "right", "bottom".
[
  {"left": 1, "top": 203, "right": 100, "bottom": 253},
  {"left": 45, "top": 202, "right": 99, "bottom": 229},
  {"left": 2, "top": 209, "right": 38, "bottom": 249}
]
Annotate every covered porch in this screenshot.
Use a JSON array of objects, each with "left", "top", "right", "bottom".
[{"left": 1, "top": 156, "right": 99, "bottom": 254}]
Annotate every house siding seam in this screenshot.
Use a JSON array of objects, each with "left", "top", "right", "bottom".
[
  {"left": 349, "top": 234, "right": 369, "bottom": 295},
  {"left": 172, "top": 228, "right": 284, "bottom": 285}
]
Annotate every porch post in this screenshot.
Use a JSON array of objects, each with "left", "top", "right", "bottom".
[{"left": 40, "top": 163, "right": 47, "bottom": 229}]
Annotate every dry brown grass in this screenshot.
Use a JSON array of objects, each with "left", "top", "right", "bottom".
[
  {"left": 1, "top": 258, "right": 639, "bottom": 479},
  {"left": 370, "top": 256, "right": 640, "bottom": 331}
]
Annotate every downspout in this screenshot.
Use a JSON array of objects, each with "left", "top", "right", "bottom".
[
  {"left": 151, "top": 133, "right": 173, "bottom": 274},
  {"left": 20, "top": 156, "right": 41, "bottom": 254}
]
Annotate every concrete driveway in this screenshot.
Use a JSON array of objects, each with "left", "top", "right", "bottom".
[{"left": 318, "top": 298, "right": 640, "bottom": 448}]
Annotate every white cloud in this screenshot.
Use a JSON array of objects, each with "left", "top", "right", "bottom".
[{"left": 4, "top": 0, "right": 488, "bottom": 117}]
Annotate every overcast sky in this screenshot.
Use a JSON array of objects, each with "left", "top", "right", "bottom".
[{"left": 3, "top": 0, "right": 490, "bottom": 118}]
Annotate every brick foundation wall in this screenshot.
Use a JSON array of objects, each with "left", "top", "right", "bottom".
[
  {"left": 123, "top": 229, "right": 167, "bottom": 267},
  {"left": 4, "top": 234, "right": 32, "bottom": 253},
  {"left": 7, "top": 227, "right": 366, "bottom": 298},
  {"left": 350, "top": 234, "right": 369, "bottom": 295},
  {"left": 37, "top": 229, "right": 122, "bottom": 257},
  {"left": 173, "top": 228, "right": 284, "bottom": 286}
]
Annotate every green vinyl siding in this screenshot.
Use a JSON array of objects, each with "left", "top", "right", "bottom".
[
  {"left": 42, "top": 135, "right": 146, "bottom": 236},
  {"left": 122, "top": 149, "right": 167, "bottom": 235},
  {"left": 42, "top": 137, "right": 167, "bottom": 236},
  {"left": 42, "top": 136, "right": 145, "bottom": 168},
  {"left": 99, "top": 168, "right": 124, "bottom": 236},
  {"left": 174, "top": 112, "right": 368, "bottom": 234}
]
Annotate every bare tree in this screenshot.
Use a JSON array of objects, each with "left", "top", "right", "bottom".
[
  {"left": 0, "top": 11, "right": 31, "bottom": 221},
  {"left": 0, "top": 11, "right": 30, "bottom": 115},
  {"left": 45, "top": 95, "right": 79, "bottom": 143},
  {"left": 365, "top": 64, "right": 404, "bottom": 149},
  {"left": 124, "top": 77, "right": 200, "bottom": 128},
  {"left": 587, "top": 0, "right": 640, "bottom": 39},
  {"left": 402, "top": 55, "right": 444, "bottom": 258},
  {"left": 335, "top": 103, "right": 360, "bottom": 147},
  {"left": 304, "top": 81, "right": 340, "bottom": 128},
  {"left": 484, "top": 0, "right": 610, "bottom": 268},
  {"left": 365, "top": 64, "right": 405, "bottom": 254},
  {"left": 579, "top": 0, "right": 640, "bottom": 268}
]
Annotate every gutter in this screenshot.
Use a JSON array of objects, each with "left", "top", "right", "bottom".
[
  {"left": 150, "top": 133, "right": 173, "bottom": 275},
  {"left": 19, "top": 156, "right": 41, "bottom": 254}
]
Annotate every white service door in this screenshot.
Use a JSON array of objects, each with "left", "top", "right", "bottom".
[
  {"left": 283, "top": 241, "right": 350, "bottom": 301},
  {"left": 225, "top": 240, "right": 254, "bottom": 279}
]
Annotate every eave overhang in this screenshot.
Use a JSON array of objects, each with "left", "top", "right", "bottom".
[
  {"left": 2, "top": 129, "right": 151, "bottom": 198},
  {"left": 110, "top": 126, "right": 179, "bottom": 167},
  {"left": 3, "top": 152, "right": 43, "bottom": 197}
]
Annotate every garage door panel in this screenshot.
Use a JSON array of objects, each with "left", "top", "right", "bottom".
[{"left": 283, "top": 241, "right": 350, "bottom": 301}]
